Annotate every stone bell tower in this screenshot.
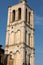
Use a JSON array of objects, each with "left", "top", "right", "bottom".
[{"left": 5, "top": 0, "right": 34, "bottom": 65}]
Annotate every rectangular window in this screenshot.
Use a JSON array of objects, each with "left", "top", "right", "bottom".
[
  {"left": 28, "top": 34, "right": 30, "bottom": 45},
  {"left": 28, "top": 55, "right": 30, "bottom": 65},
  {"left": 18, "top": 8, "right": 21, "bottom": 20},
  {"left": 12, "top": 10, "right": 15, "bottom": 22},
  {"left": 28, "top": 12, "right": 31, "bottom": 24},
  {"left": 26, "top": 9, "right": 27, "bottom": 22},
  {"left": 15, "top": 31, "right": 21, "bottom": 43}
]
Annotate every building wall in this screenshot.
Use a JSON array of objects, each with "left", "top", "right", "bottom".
[{"left": 0, "top": 45, "right": 4, "bottom": 65}]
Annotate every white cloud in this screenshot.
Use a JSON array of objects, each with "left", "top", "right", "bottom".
[{"left": 34, "top": 14, "right": 43, "bottom": 25}]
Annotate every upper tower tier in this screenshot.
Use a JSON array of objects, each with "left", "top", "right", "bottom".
[{"left": 7, "top": 0, "right": 34, "bottom": 29}]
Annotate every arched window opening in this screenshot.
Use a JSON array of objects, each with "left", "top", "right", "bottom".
[
  {"left": 18, "top": 8, "right": 21, "bottom": 20},
  {"left": 28, "top": 12, "right": 31, "bottom": 24},
  {"left": 15, "top": 30, "right": 21, "bottom": 43},
  {"left": 28, "top": 54, "right": 30, "bottom": 65},
  {"left": 23, "top": 63, "right": 27, "bottom": 65},
  {"left": 12, "top": 10, "right": 15, "bottom": 22},
  {"left": 26, "top": 9, "right": 27, "bottom": 21},
  {"left": 28, "top": 33, "right": 30, "bottom": 45},
  {"left": 9, "top": 52, "right": 13, "bottom": 65}
]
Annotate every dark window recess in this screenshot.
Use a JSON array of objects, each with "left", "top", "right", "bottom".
[
  {"left": 23, "top": 63, "right": 27, "bottom": 65},
  {"left": 28, "top": 63, "right": 30, "bottom": 65},
  {"left": 28, "top": 34, "right": 30, "bottom": 45},
  {"left": 25, "top": 31, "right": 27, "bottom": 42},
  {"left": 12, "top": 26, "right": 13, "bottom": 29},
  {"left": 26, "top": 9, "right": 27, "bottom": 22},
  {"left": 28, "top": 54, "right": 30, "bottom": 65},
  {"left": 13, "top": 10, "right": 15, "bottom": 22},
  {"left": 11, "top": 31, "right": 13, "bottom": 33},
  {"left": 10, "top": 55, "right": 12, "bottom": 59},
  {"left": 28, "top": 12, "right": 31, "bottom": 24},
  {"left": 18, "top": 8, "right": 21, "bottom": 20}
]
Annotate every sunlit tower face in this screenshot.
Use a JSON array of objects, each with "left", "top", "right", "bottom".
[{"left": 5, "top": 0, "right": 34, "bottom": 65}]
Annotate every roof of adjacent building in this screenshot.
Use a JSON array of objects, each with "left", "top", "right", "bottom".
[{"left": 0, "top": 45, "right": 4, "bottom": 54}]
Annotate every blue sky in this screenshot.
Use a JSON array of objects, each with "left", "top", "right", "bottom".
[{"left": 0, "top": 0, "right": 43, "bottom": 65}]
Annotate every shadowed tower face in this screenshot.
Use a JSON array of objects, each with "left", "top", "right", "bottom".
[{"left": 5, "top": 0, "right": 34, "bottom": 65}]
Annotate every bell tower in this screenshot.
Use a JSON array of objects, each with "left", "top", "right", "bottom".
[{"left": 5, "top": 0, "right": 34, "bottom": 65}]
